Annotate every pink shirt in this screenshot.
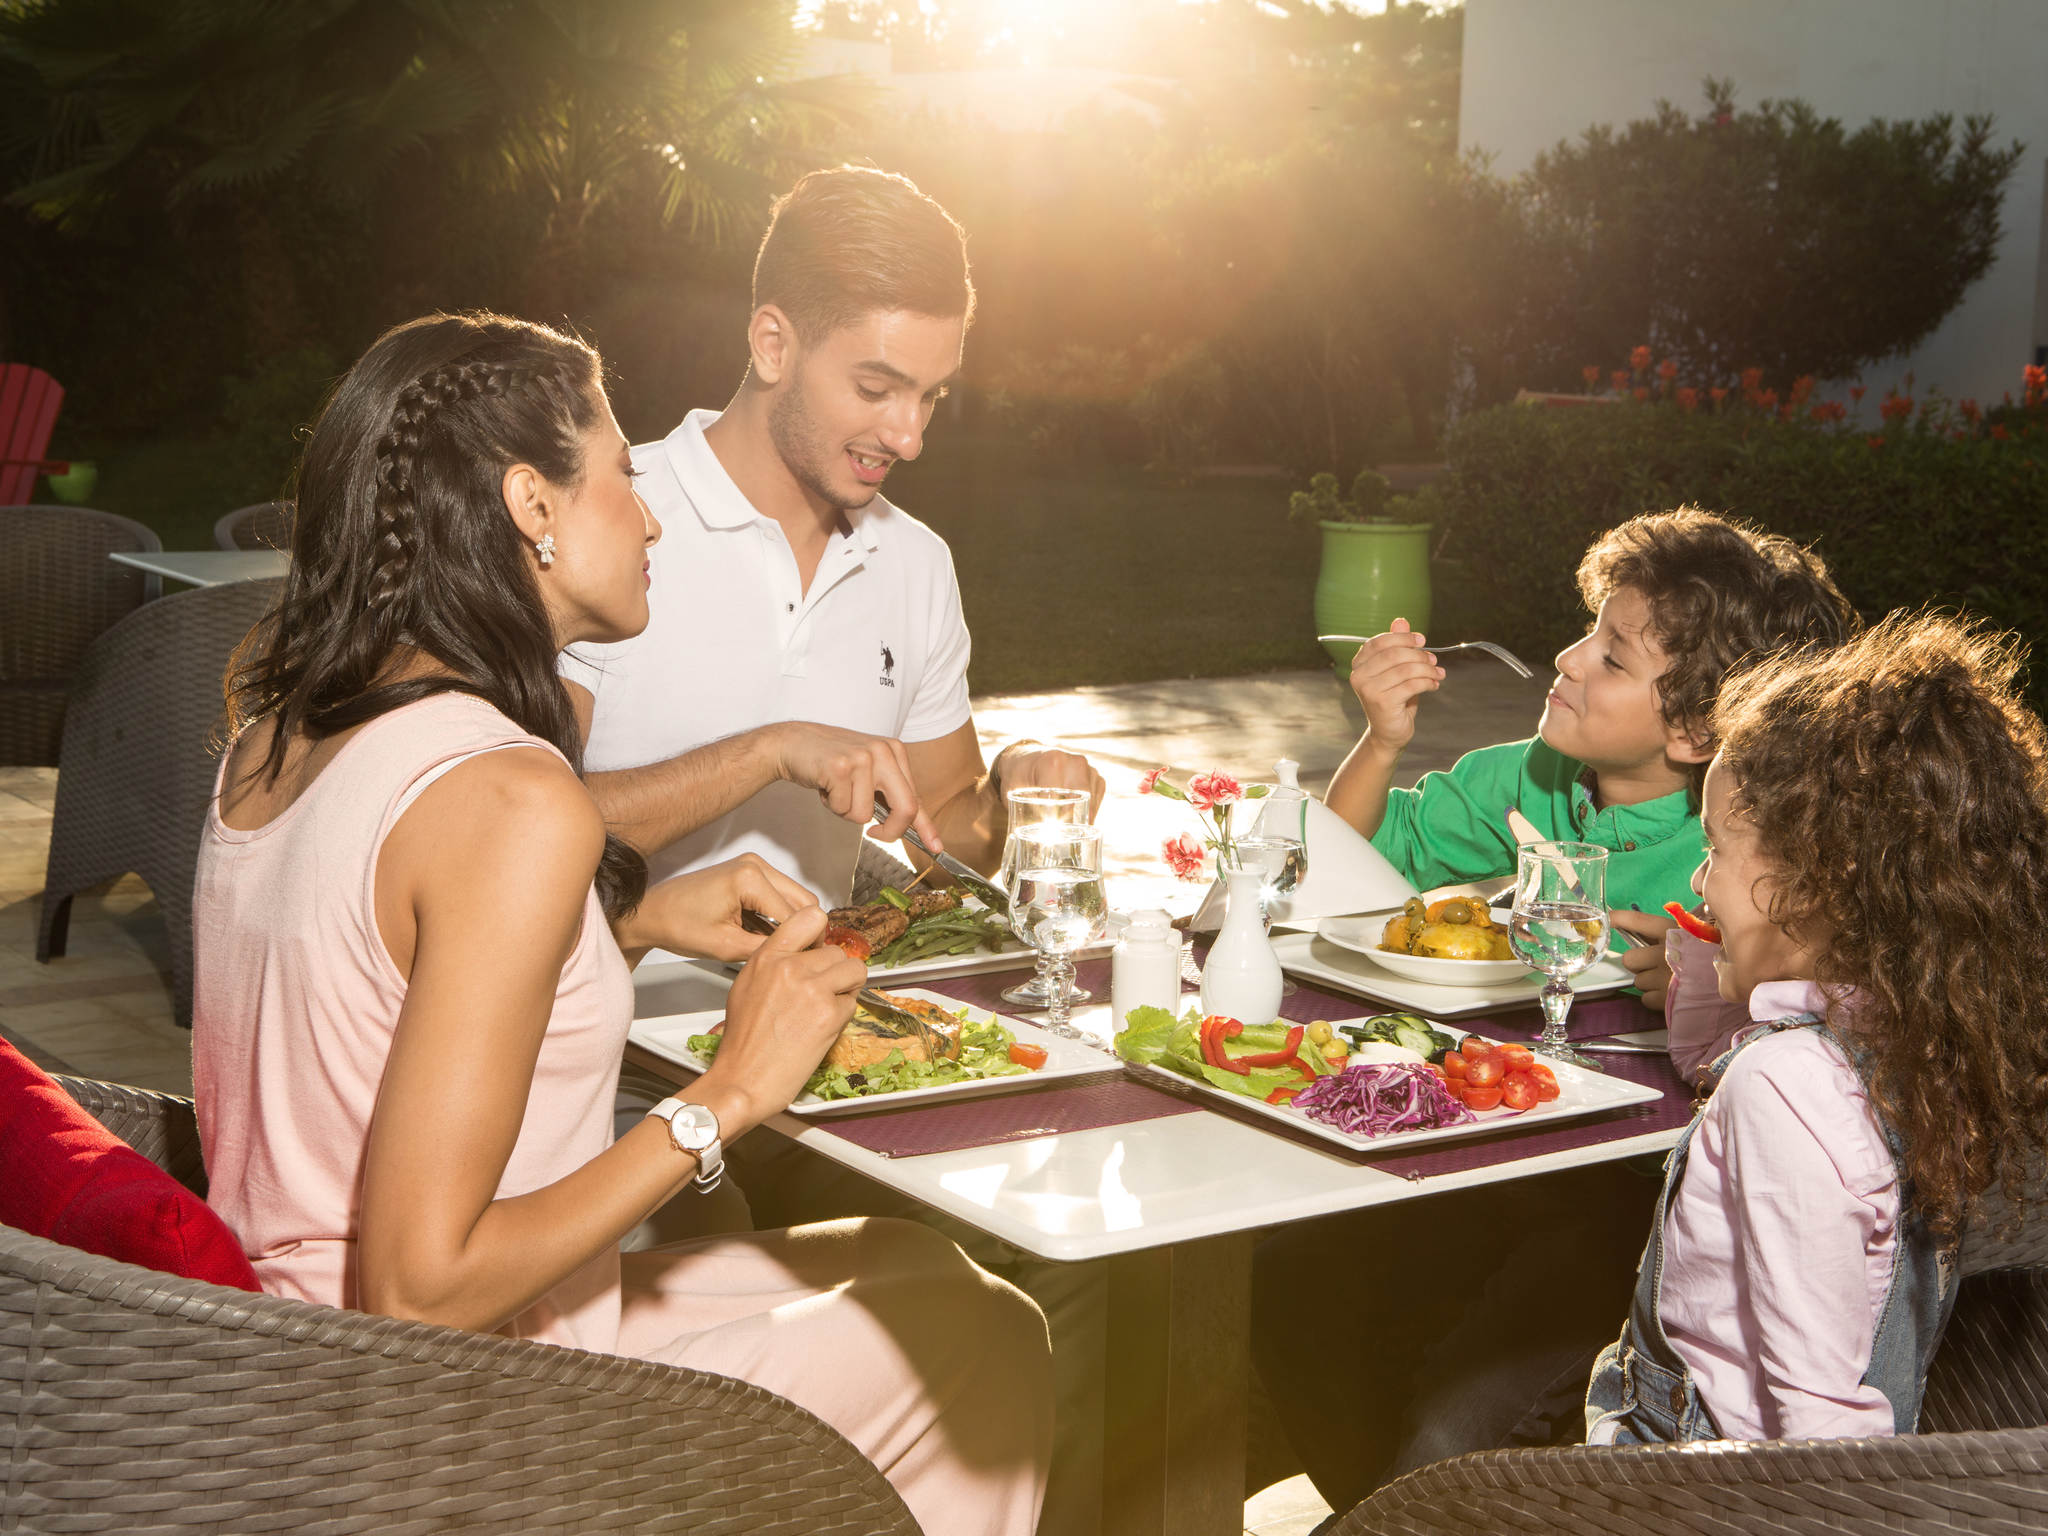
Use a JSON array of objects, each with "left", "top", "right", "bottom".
[{"left": 1653, "top": 980, "right": 1901, "bottom": 1442}]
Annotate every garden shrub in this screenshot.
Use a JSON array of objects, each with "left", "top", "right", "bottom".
[{"left": 1433, "top": 375, "right": 2048, "bottom": 708}]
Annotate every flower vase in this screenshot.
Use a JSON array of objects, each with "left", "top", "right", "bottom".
[{"left": 1199, "top": 870, "right": 1283, "bottom": 1025}]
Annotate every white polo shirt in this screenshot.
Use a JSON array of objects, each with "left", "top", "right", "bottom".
[{"left": 560, "top": 409, "right": 973, "bottom": 903}]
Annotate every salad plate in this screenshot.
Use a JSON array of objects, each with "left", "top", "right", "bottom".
[
  {"left": 629, "top": 988, "right": 1112, "bottom": 1118},
  {"left": 1271, "top": 931, "right": 1634, "bottom": 1019},
  {"left": 1120, "top": 1014, "right": 1663, "bottom": 1156}
]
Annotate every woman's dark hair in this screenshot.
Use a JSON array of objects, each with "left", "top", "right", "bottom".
[
  {"left": 1713, "top": 610, "right": 2048, "bottom": 1244},
  {"left": 227, "top": 310, "right": 645, "bottom": 920},
  {"left": 1579, "top": 508, "right": 1860, "bottom": 802}
]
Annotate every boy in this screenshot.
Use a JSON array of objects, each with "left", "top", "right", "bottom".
[
  {"left": 1258, "top": 510, "right": 1858, "bottom": 1520},
  {"left": 1326, "top": 508, "right": 1857, "bottom": 990}
]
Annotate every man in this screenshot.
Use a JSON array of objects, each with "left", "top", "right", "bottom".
[{"left": 562, "top": 164, "right": 1100, "bottom": 905}]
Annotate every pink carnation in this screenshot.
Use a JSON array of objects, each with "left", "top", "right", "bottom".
[
  {"left": 1163, "top": 833, "right": 1207, "bottom": 881},
  {"left": 1187, "top": 772, "right": 1243, "bottom": 811},
  {"left": 1138, "top": 768, "right": 1164, "bottom": 795}
]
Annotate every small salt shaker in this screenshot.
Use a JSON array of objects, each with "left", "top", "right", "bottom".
[{"left": 1110, "top": 909, "right": 1183, "bottom": 1032}]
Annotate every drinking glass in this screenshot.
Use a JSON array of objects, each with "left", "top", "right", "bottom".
[
  {"left": 1005, "top": 823, "right": 1109, "bottom": 1036},
  {"left": 1222, "top": 785, "right": 1308, "bottom": 994},
  {"left": 1508, "top": 841, "right": 1611, "bottom": 1073},
  {"left": 998, "top": 787, "right": 1093, "bottom": 1007}
]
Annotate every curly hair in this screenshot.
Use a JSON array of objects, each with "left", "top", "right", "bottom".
[
  {"left": 1713, "top": 610, "right": 2048, "bottom": 1243},
  {"left": 1579, "top": 510, "right": 1859, "bottom": 798}
]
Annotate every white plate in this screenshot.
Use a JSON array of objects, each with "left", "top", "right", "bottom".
[
  {"left": 1123, "top": 1016, "right": 1664, "bottom": 1154},
  {"left": 1316, "top": 912, "right": 1534, "bottom": 985},
  {"left": 629, "top": 987, "right": 1112, "bottom": 1118},
  {"left": 1272, "top": 931, "right": 1636, "bottom": 1019}
]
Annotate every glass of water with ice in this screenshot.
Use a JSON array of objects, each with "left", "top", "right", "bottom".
[
  {"left": 1004, "top": 823, "right": 1108, "bottom": 1036},
  {"left": 1509, "top": 840, "right": 1611, "bottom": 1072}
]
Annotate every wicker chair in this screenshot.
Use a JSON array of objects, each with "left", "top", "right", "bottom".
[
  {"left": 851, "top": 836, "right": 922, "bottom": 905},
  {"left": 1328, "top": 1218, "right": 2048, "bottom": 1536},
  {"left": 0, "top": 1076, "right": 920, "bottom": 1535},
  {"left": 0, "top": 504, "right": 161, "bottom": 765},
  {"left": 36, "top": 579, "right": 282, "bottom": 1026},
  {"left": 212, "top": 499, "right": 294, "bottom": 552}
]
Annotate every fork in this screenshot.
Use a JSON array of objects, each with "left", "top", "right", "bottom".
[{"left": 1317, "top": 636, "right": 1536, "bottom": 679}]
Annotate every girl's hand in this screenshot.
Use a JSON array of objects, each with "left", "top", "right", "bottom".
[
  {"left": 1610, "top": 907, "right": 1676, "bottom": 1008},
  {"left": 1347, "top": 619, "right": 1444, "bottom": 758},
  {"left": 696, "top": 906, "right": 863, "bottom": 1134},
  {"left": 616, "top": 853, "right": 814, "bottom": 963}
]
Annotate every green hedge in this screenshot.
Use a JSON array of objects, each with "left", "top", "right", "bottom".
[{"left": 1427, "top": 394, "right": 2048, "bottom": 707}]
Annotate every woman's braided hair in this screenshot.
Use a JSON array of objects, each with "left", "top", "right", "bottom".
[{"left": 229, "top": 312, "right": 646, "bottom": 920}]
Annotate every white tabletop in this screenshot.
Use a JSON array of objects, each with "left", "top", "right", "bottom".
[
  {"left": 110, "top": 549, "right": 288, "bottom": 587},
  {"left": 630, "top": 959, "right": 1682, "bottom": 1265}
]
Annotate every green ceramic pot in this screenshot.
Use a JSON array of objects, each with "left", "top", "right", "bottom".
[
  {"left": 44, "top": 460, "right": 98, "bottom": 505},
  {"left": 1314, "top": 520, "right": 1432, "bottom": 670}
]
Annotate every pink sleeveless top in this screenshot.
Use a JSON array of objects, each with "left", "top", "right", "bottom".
[{"left": 192, "top": 693, "right": 636, "bottom": 1352}]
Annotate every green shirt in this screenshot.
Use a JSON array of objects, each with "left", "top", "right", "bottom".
[{"left": 1369, "top": 738, "right": 1704, "bottom": 916}]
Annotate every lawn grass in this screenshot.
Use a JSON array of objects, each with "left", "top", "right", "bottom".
[{"left": 68, "top": 423, "right": 1336, "bottom": 694}]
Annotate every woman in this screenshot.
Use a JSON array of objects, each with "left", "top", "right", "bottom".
[{"left": 193, "top": 311, "right": 1052, "bottom": 1535}]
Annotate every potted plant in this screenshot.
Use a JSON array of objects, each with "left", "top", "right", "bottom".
[{"left": 1290, "top": 469, "right": 1433, "bottom": 671}]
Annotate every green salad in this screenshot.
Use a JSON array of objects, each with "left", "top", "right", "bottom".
[{"left": 687, "top": 1013, "right": 1037, "bottom": 1102}]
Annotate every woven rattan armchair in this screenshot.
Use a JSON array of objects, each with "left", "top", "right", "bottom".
[
  {"left": 36, "top": 579, "right": 282, "bottom": 1025},
  {"left": 212, "top": 499, "right": 294, "bottom": 551},
  {"left": 1329, "top": 1218, "right": 2048, "bottom": 1536},
  {"left": 0, "top": 1076, "right": 920, "bottom": 1535},
  {"left": 851, "top": 836, "right": 920, "bottom": 905},
  {"left": 0, "top": 504, "right": 161, "bottom": 765}
]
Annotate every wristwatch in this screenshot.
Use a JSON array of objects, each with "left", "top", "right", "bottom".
[{"left": 647, "top": 1097, "right": 725, "bottom": 1193}]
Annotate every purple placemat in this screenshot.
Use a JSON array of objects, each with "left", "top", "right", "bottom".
[{"left": 814, "top": 1073, "right": 1200, "bottom": 1157}]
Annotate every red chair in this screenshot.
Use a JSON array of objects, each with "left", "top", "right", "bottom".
[{"left": 0, "top": 365, "right": 66, "bottom": 506}]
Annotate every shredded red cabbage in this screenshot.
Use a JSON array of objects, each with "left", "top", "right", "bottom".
[{"left": 1292, "top": 1062, "right": 1475, "bottom": 1137}]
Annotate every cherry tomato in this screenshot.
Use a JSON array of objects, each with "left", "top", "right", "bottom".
[
  {"left": 1461, "top": 1037, "right": 1498, "bottom": 1060},
  {"left": 1497, "top": 1044, "right": 1535, "bottom": 1074},
  {"left": 1008, "top": 1042, "right": 1048, "bottom": 1069},
  {"left": 1442, "top": 1051, "right": 1468, "bottom": 1079},
  {"left": 1461, "top": 1083, "right": 1503, "bottom": 1111},
  {"left": 1537, "top": 1077, "right": 1562, "bottom": 1102},
  {"left": 1500, "top": 1072, "right": 1539, "bottom": 1111},
  {"left": 823, "top": 925, "right": 874, "bottom": 963},
  {"left": 1464, "top": 1054, "right": 1504, "bottom": 1088}
]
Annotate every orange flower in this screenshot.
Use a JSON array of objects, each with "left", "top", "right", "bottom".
[
  {"left": 1630, "top": 345, "right": 1653, "bottom": 373},
  {"left": 1880, "top": 394, "right": 1913, "bottom": 423},
  {"left": 1850, "top": 385, "right": 1867, "bottom": 403},
  {"left": 1789, "top": 375, "right": 1816, "bottom": 404},
  {"left": 1675, "top": 387, "right": 1699, "bottom": 412},
  {"left": 1810, "top": 400, "right": 1846, "bottom": 424},
  {"left": 1867, "top": 435, "right": 1885, "bottom": 449},
  {"left": 2024, "top": 364, "right": 2047, "bottom": 391},
  {"left": 1656, "top": 358, "right": 1678, "bottom": 382},
  {"left": 1632, "top": 386, "right": 1650, "bottom": 402},
  {"left": 1757, "top": 388, "right": 1779, "bottom": 412},
  {"left": 1740, "top": 367, "right": 1764, "bottom": 394},
  {"left": 1610, "top": 370, "right": 1630, "bottom": 391},
  {"left": 1960, "top": 398, "right": 1982, "bottom": 422},
  {"left": 1709, "top": 386, "right": 1728, "bottom": 405},
  {"left": 1992, "top": 424, "right": 2011, "bottom": 440},
  {"left": 1582, "top": 365, "right": 1601, "bottom": 387}
]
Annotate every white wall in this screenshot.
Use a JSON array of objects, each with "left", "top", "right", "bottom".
[{"left": 1460, "top": 0, "right": 2048, "bottom": 403}]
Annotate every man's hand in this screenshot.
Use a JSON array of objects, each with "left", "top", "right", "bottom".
[
  {"left": 994, "top": 742, "right": 1106, "bottom": 818},
  {"left": 1610, "top": 908, "right": 1677, "bottom": 1009},
  {"left": 766, "top": 721, "right": 943, "bottom": 850},
  {"left": 619, "top": 853, "right": 816, "bottom": 963},
  {"left": 1346, "top": 618, "right": 1444, "bottom": 759}
]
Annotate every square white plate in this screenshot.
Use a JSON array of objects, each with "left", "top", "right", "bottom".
[
  {"left": 1272, "top": 931, "right": 1635, "bottom": 1019},
  {"left": 1122, "top": 1016, "right": 1664, "bottom": 1155},
  {"left": 629, "top": 987, "right": 1113, "bottom": 1118}
]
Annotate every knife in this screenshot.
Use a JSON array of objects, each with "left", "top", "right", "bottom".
[
  {"left": 1502, "top": 804, "right": 1647, "bottom": 949},
  {"left": 870, "top": 795, "right": 1012, "bottom": 915},
  {"left": 736, "top": 909, "right": 954, "bottom": 1053}
]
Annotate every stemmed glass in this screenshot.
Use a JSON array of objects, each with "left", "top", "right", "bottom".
[
  {"left": 1005, "top": 823, "right": 1109, "bottom": 1037},
  {"left": 1508, "top": 841, "right": 1611, "bottom": 1073},
  {"left": 999, "top": 787, "right": 1093, "bottom": 1007}
]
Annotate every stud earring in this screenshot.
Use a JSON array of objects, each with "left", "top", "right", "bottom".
[{"left": 535, "top": 533, "right": 556, "bottom": 567}]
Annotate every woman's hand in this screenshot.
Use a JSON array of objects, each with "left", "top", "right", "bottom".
[
  {"left": 694, "top": 906, "right": 864, "bottom": 1135},
  {"left": 1347, "top": 619, "right": 1444, "bottom": 760},
  {"left": 615, "top": 853, "right": 815, "bottom": 963}
]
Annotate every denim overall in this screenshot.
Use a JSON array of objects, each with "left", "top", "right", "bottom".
[{"left": 1585, "top": 1015, "right": 1957, "bottom": 1444}]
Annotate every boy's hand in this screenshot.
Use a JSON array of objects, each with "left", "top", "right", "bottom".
[
  {"left": 1610, "top": 907, "right": 1676, "bottom": 1007},
  {"left": 1347, "top": 619, "right": 1445, "bottom": 758}
]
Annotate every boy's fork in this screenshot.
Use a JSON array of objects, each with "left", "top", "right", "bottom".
[{"left": 1317, "top": 636, "right": 1536, "bottom": 679}]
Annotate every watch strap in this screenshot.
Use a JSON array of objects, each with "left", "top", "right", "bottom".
[{"left": 649, "top": 1096, "right": 725, "bottom": 1193}]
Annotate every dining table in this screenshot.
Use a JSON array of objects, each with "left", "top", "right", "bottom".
[
  {"left": 624, "top": 943, "right": 1690, "bottom": 1536},
  {"left": 108, "top": 548, "right": 288, "bottom": 587}
]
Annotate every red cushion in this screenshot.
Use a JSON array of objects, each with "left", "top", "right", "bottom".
[{"left": 0, "top": 1040, "right": 259, "bottom": 1290}]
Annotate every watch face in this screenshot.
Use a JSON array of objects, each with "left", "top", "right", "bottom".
[{"left": 668, "top": 1101, "right": 719, "bottom": 1150}]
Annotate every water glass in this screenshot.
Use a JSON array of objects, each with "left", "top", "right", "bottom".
[
  {"left": 999, "top": 787, "right": 1093, "bottom": 1007},
  {"left": 1005, "top": 823, "right": 1108, "bottom": 1035},
  {"left": 1231, "top": 785, "right": 1309, "bottom": 918},
  {"left": 1508, "top": 841, "right": 1611, "bottom": 1072}
]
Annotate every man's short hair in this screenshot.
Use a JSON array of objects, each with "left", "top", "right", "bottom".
[
  {"left": 1578, "top": 508, "right": 1860, "bottom": 778},
  {"left": 752, "top": 166, "right": 974, "bottom": 342}
]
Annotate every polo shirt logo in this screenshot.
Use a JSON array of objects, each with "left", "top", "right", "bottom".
[{"left": 879, "top": 641, "right": 897, "bottom": 688}]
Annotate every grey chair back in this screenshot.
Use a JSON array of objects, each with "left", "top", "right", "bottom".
[
  {"left": 212, "top": 500, "right": 293, "bottom": 552},
  {"left": 0, "top": 505, "right": 161, "bottom": 765},
  {"left": 36, "top": 578, "right": 282, "bottom": 1026}
]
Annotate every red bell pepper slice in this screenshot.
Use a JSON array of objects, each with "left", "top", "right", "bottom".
[
  {"left": 1238, "top": 1025, "right": 1305, "bottom": 1069},
  {"left": 1201, "top": 1015, "right": 1250, "bottom": 1073},
  {"left": 1663, "top": 901, "right": 1722, "bottom": 945},
  {"left": 1265, "top": 1085, "right": 1302, "bottom": 1104}
]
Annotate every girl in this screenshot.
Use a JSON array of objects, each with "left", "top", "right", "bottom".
[
  {"left": 1588, "top": 610, "right": 2048, "bottom": 1443},
  {"left": 193, "top": 312, "right": 1051, "bottom": 1534}
]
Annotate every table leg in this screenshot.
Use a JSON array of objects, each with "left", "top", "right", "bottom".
[{"left": 1101, "top": 1231, "right": 1253, "bottom": 1536}]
